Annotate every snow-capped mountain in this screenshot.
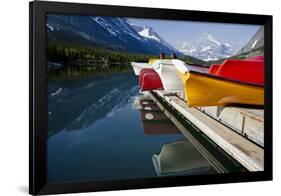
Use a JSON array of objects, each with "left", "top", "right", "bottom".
[
  {"left": 137, "top": 27, "right": 160, "bottom": 42},
  {"left": 178, "top": 33, "right": 242, "bottom": 61},
  {"left": 128, "top": 21, "right": 180, "bottom": 51},
  {"left": 46, "top": 15, "right": 182, "bottom": 56}
]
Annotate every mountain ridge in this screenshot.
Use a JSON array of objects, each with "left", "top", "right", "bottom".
[
  {"left": 47, "top": 15, "right": 183, "bottom": 56},
  {"left": 178, "top": 33, "right": 243, "bottom": 61},
  {"left": 238, "top": 26, "right": 264, "bottom": 55}
]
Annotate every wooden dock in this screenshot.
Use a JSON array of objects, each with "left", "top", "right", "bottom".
[
  {"left": 151, "top": 90, "right": 264, "bottom": 172},
  {"left": 198, "top": 106, "right": 264, "bottom": 147}
]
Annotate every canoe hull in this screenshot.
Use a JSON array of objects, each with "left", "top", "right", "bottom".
[
  {"left": 214, "top": 60, "right": 264, "bottom": 85},
  {"left": 131, "top": 62, "right": 151, "bottom": 76},
  {"left": 139, "top": 69, "right": 164, "bottom": 91},
  {"left": 139, "top": 68, "right": 155, "bottom": 86},
  {"left": 153, "top": 61, "right": 184, "bottom": 93},
  {"left": 177, "top": 71, "right": 264, "bottom": 107},
  {"left": 209, "top": 57, "right": 264, "bottom": 85}
]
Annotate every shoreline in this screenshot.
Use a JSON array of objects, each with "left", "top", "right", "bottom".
[{"left": 48, "top": 67, "right": 134, "bottom": 80}]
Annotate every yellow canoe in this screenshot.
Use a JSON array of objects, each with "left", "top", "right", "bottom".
[
  {"left": 172, "top": 60, "right": 264, "bottom": 107},
  {"left": 148, "top": 59, "right": 157, "bottom": 64},
  {"left": 148, "top": 59, "right": 172, "bottom": 65}
]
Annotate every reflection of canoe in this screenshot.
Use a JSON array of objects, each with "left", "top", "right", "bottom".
[
  {"left": 173, "top": 59, "right": 264, "bottom": 107},
  {"left": 139, "top": 100, "right": 180, "bottom": 135},
  {"left": 142, "top": 120, "right": 180, "bottom": 135},
  {"left": 140, "top": 100, "right": 161, "bottom": 111},
  {"left": 209, "top": 58, "right": 264, "bottom": 85},
  {"left": 152, "top": 140, "right": 214, "bottom": 176},
  {"left": 130, "top": 62, "right": 151, "bottom": 75},
  {"left": 139, "top": 68, "right": 164, "bottom": 91},
  {"left": 152, "top": 60, "right": 184, "bottom": 93},
  {"left": 140, "top": 110, "right": 166, "bottom": 121},
  {"left": 132, "top": 95, "right": 153, "bottom": 110},
  {"left": 140, "top": 100, "right": 164, "bottom": 119}
]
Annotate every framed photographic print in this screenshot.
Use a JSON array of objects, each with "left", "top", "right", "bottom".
[{"left": 29, "top": 1, "right": 273, "bottom": 195}]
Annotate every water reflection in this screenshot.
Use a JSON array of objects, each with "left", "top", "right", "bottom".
[
  {"left": 136, "top": 97, "right": 180, "bottom": 135},
  {"left": 152, "top": 140, "right": 216, "bottom": 176},
  {"left": 134, "top": 96, "right": 216, "bottom": 176},
  {"left": 48, "top": 72, "right": 138, "bottom": 136},
  {"left": 47, "top": 72, "right": 219, "bottom": 183},
  {"left": 66, "top": 85, "right": 138, "bottom": 131}
]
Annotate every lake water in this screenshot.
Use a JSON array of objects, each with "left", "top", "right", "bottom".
[{"left": 47, "top": 71, "right": 236, "bottom": 183}]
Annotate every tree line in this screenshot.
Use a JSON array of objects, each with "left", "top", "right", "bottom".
[
  {"left": 47, "top": 42, "right": 158, "bottom": 65},
  {"left": 47, "top": 41, "right": 204, "bottom": 78}
]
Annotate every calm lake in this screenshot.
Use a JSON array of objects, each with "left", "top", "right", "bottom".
[{"left": 47, "top": 71, "right": 237, "bottom": 183}]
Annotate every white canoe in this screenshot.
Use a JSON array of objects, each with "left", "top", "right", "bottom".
[
  {"left": 130, "top": 62, "right": 152, "bottom": 76},
  {"left": 152, "top": 140, "right": 213, "bottom": 176},
  {"left": 152, "top": 60, "right": 184, "bottom": 93}
]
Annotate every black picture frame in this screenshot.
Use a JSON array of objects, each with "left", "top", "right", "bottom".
[{"left": 29, "top": 1, "right": 273, "bottom": 195}]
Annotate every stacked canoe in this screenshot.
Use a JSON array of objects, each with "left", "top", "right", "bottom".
[{"left": 130, "top": 56, "right": 264, "bottom": 107}]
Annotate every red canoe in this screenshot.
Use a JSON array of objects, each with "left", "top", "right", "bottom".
[
  {"left": 139, "top": 68, "right": 164, "bottom": 91},
  {"left": 139, "top": 68, "right": 154, "bottom": 86},
  {"left": 208, "top": 56, "right": 264, "bottom": 85},
  {"left": 208, "top": 64, "right": 220, "bottom": 75}
]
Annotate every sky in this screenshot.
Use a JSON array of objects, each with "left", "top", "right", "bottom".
[{"left": 128, "top": 17, "right": 261, "bottom": 48}]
